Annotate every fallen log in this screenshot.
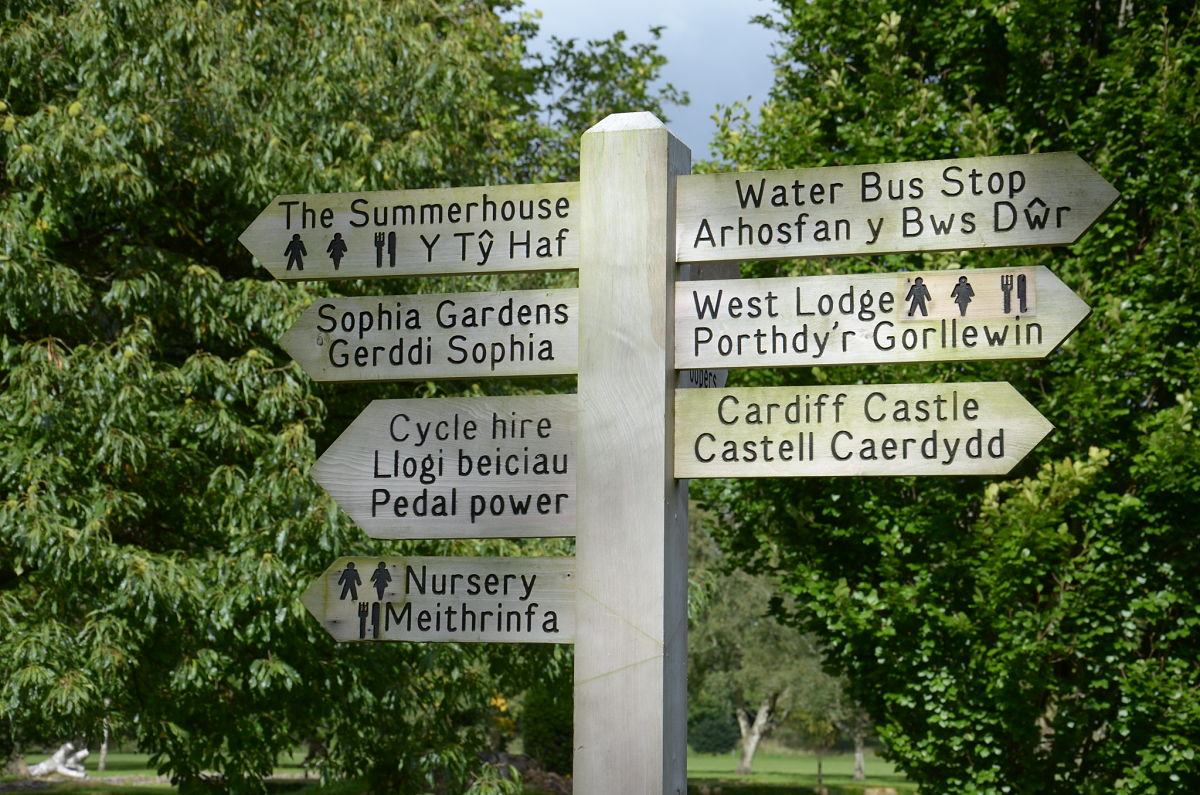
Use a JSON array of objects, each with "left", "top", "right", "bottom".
[{"left": 28, "top": 742, "right": 88, "bottom": 778}]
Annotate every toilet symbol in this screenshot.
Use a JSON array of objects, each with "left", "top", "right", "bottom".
[
  {"left": 951, "top": 275, "right": 975, "bottom": 316},
  {"left": 284, "top": 234, "right": 307, "bottom": 271},
  {"left": 905, "top": 277, "right": 932, "bottom": 317},
  {"left": 337, "top": 562, "right": 362, "bottom": 601},
  {"left": 326, "top": 233, "right": 347, "bottom": 270},
  {"left": 371, "top": 561, "right": 392, "bottom": 600}
]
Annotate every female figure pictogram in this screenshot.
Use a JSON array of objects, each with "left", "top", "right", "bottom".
[
  {"left": 371, "top": 562, "right": 392, "bottom": 600},
  {"left": 951, "top": 275, "right": 975, "bottom": 316},
  {"left": 326, "top": 233, "right": 348, "bottom": 270}
]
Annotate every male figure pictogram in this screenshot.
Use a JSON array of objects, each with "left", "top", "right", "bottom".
[
  {"left": 337, "top": 561, "right": 362, "bottom": 600},
  {"left": 906, "top": 277, "right": 932, "bottom": 317},
  {"left": 284, "top": 233, "right": 307, "bottom": 271}
]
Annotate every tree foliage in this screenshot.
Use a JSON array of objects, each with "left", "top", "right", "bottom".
[
  {"left": 686, "top": 702, "right": 739, "bottom": 755},
  {"left": 688, "top": 520, "right": 845, "bottom": 774},
  {"left": 699, "top": 1, "right": 1200, "bottom": 792},
  {"left": 519, "top": 665, "right": 573, "bottom": 776},
  {"left": 0, "top": 0, "right": 682, "bottom": 790}
]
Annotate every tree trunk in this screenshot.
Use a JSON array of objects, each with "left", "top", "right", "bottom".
[
  {"left": 99, "top": 718, "right": 109, "bottom": 772},
  {"left": 1, "top": 721, "right": 27, "bottom": 777},
  {"left": 853, "top": 727, "right": 866, "bottom": 780},
  {"left": 99, "top": 699, "right": 111, "bottom": 773},
  {"left": 2, "top": 747, "right": 28, "bottom": 778},
  {"left": 735, "top": 695, "right": 777, "bottom": 775},
  {"left": 834, "top": 706, "right": 871, "bottom": 782}
]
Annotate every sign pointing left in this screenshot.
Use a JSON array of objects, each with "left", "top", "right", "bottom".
[
  {"left": 311, "top": 395, "right": 576, "bottom": 539},
  {"left": 239, "top": 181, "right": 579, "bottom": 279},
  {"left": 302, "top": 556, "right": 576, "bottom": 643},
  {"left": 279, "top": 288, "right": 578, "bottom": 382}
]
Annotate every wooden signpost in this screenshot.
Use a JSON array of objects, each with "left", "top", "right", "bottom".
[
  {"left": 279, "top": 288, "right": 578, "bottom": 381},
  {"left": 310, "top": 395, "right": 575, "bottom": 539},
  {"left": 302, "top": 556, "right": 576, "bottom": 643},
  {"left": 675, "top": 382, "right": 1053, "bottom": 478},
  {"left": 574, "top": 113, "right": 690, "bottom": 791},
  {"left": 239, "top": 181, "right": 579, "bottom": 279},
  {"left": 676, "top": 152, "right": 1118, "bottom": 263},
  {"left": 243, "top": 111, "right": 1118, "bottom": 795},
  {"left": 676, "top": 265, "right": 1089, "bottom": 370}
]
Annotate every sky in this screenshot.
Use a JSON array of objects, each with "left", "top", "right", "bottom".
[{"left": 520, "top": 0, "right": 779, "bottom": 161}]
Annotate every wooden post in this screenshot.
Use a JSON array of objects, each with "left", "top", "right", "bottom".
[{"left": 575, "top": 113, "right": 689, "bottom": 793}]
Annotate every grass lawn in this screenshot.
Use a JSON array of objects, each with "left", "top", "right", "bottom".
[
  {"left": 688, "top": 746, "right": 916, "bottom": 792},
  {"left": 6, "top": 751, "right": 165, "bottom": 791},
  {"left": 68, "top": 751, "right": 167, "bottom": 780},
  {"left": 8, "top": 750, "right": 323, "bottom": 793},
  {"left": 9, "top": 746, "right": 915, "bottom": 794}
]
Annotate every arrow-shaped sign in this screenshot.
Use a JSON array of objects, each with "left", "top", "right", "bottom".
[
  {"left": 279, "top": 288, "right": 578, "bottom": 382},
  {"left": 311, "top": 395, "right": 576, "bottom": 539},
  {"left": 675, "top": 382, "right": 1052, "bottom": 478},
  {"left": 676, "top": 266, "right": 1089, "bottom": 370},
  {"left": 676, "top": 152, "right": 1118, "bottom": 263},
  {"left": 302, "top": 556, "right": 576, "bottom": 643},
  {"left": 240, "top": 182, "right": 579, "bottom": 280}
]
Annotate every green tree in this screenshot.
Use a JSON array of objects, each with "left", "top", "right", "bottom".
[
  {"left": 0, "top": 0, "right": 682, "bottom": 790},
  {"left": 699, "top": 1, "right": 1200, "bottom": 792},
  {"left": 689, "top": 520, "right": 846, "bottom": 775}
]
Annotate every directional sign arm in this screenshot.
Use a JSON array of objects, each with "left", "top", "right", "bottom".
[
  {"left": 309, "top": 395, "right": 577, "bottom": 539},
  {"left": 279, "top": 289, "right": 579, "bottom": 382},
  {"left": 240, "top": 182, "right": 581, "bottom": 279},
  {"left": 674, "top": 381, "right": 1053, "bottom": 478},
  {"left": 302, "top": 556, "right": 576, "bottom": 643},
  {"left": 676, "top": 152, "right": 1119, "bottom": 263},
  {"left": 675, "top": 266, "right": 1090, "bottom": 370}
]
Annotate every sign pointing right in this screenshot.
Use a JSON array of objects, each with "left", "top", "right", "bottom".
[
  {"left": 675, "top": 382, "right": 1053, "bottom": 478},
  {"left": 676, "top": 152, "right": 1119, "bottom": 263},
  {"left": 676, "top": 265, "right": 1089, "bottom": 370}
]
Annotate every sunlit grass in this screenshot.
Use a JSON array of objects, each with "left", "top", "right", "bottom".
[
  {"left": 14, "top": 745, "right": 917, "bottom": 793},
  {"left": 688, "top": 746, "right": 917, "bottom": 791}
]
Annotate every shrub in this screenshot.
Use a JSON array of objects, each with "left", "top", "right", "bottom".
[{"left": 688, "top": 704, "right": 740, "bottom": 754}]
